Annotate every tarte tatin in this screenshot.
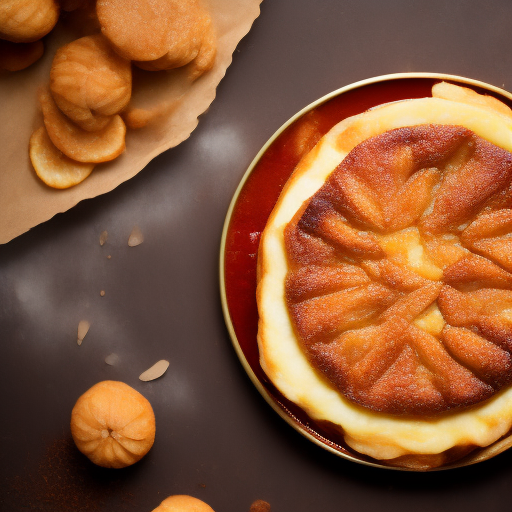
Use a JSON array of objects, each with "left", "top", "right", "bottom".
[{"left": 256, "top": 82, "right": 512, "bottom": 469}]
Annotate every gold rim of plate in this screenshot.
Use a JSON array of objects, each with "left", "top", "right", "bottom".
[{"left": 219, "top": 72, "right": 512, "bottom": 471}]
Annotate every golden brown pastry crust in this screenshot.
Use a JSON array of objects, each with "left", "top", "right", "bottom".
[
  {"left": 70, "top": 380, "right": 155, "bottom": 468},
  {"left": 284, "top": 124, "right": 512, "bottom": 416},
  {"left": 151, "top": 495, "right": 215, "bottom": 512}
]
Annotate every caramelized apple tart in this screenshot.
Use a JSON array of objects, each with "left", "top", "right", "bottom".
[{"left": 256, "top": 82, "right": 512, "bottom": 469}]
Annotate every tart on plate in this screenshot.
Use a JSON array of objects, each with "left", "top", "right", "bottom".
[{"left": 256, "top": 81, "right": 512, "bottom": 470}]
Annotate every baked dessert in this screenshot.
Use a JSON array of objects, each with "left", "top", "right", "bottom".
[
  {"left": 50, "top": 34, "right": 132, "bottom": 132},
  {"left": 70, "top": 380, "right": 156, "bottom": 468},
  {"left": 256, "top": 82, "right": 512, "bottom": 469},
  {"left": 0, "top": 0, "right": 58, "bottom": 43},
  {"left": 151, "top": 495, "right": 215, "bottom": 512},
  {"left": 96, "top": 0, "right": 216, "bottom": 79}
]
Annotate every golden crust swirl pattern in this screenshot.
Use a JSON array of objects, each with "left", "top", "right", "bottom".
[{"left": 284, "top": 124, "right": 512, "bottom": 416}]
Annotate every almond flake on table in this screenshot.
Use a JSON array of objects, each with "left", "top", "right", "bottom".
[
  {"left": 105, "top": 353, "right": 119, "bottom": 366},
  {"left": 77, "top": 320, "right": 90, "bottom": 346},
  {"left": 99, "top": 230, "right": 108, "bottom": 246},
  {"left": 139, "top": 360, "right": 169, "bottom": 381},
  {"left": 128, "top": 225, "right": 144, "bottom": 246}
]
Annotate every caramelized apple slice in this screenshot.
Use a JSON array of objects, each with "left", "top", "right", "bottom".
[
  {"left": 380, "top": 282, "right": 442, "bottom": 323},
  {"left": 285, "top": 264, "right": 370, "bottom": 304},
  {"left": 320, "top": 320, "right": 408, "bottom": 390},
  {"left": 420, "top": 140, "right": 512, "bottom": 234},
  {"left": 383, "top": 167, "right": 440, "bottom": 231},
  {"left": 438, "top": 286, "right": 512, "bottom": 348},
  {"left": 290, "top": 283, "right": 396, "bottom": 344},
  {"left": 378, "top": 228, "right": 443, "bottom": 280},
  {"left": 40, "top": 89, "right": 126, "bottom": 163},
  {"left": 365, "top": 344, "right": 444, "bottom": 414},
  {"left": 329, "top": 171, "right": 385, "bottom": 230},
  {"left": 441, "top": 325, "right": 512, "bottom": 385},
  {"left": 443, "top": 254, "right": 512, "bottom": 290},
  {"left": 284, "top": 220, "right": 339, "bottom": 266},
  {"left": 462, "top": 209, "right": 512, "bottom": 242},
  {"left": 462, "top": 210, "right": 512, "bottom": 272},
  {"left": 361, "top": 259, "right": 432, "bottom": 291},
  {"left": 407, "top": 324, "right": 493, "bottom": 408},
  {"left": 423, "top": 236, "right": 469, "bottom": 269},
  {"left": 298, "top": 200, "right": 384, "bottom": 259},
  {"left": 29, "top": 127, "right": 94, "bottom": 189}
]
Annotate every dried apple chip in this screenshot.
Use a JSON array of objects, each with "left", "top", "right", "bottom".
[
  {"left": 39, "top": 89, "right": 126, "bottom": 163},
  {"left": 97, "top": 0, "right": 216, "bottom": 78},
  {"left": 29, "top": 127, "right": 94, "bottom": 189},
  {"left": 0, "top": 0, "right": 59, "bottom": 43},
  {"left": 50, "top": 34, "right": 132, "bottom": 132}
]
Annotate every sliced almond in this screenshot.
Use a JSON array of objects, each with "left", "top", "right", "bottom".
[
  {"left": 77, "top": 320, "right": 90, "bottom": 345},
  {"left": 128, "top": 225, "right": 144, "bottom": 246},
  {"left": 139, "top": 360, "right": 169, "bottom": 381},
  {"left": 105, "top": 353, "right": 119, "bottom": 366},
  {"left": 99, "top": 230, "right": 108, "bottom": 246},
  {"left": 30, "top": 127, "right": 94, "bottom": 189},
  {"left": 39, "top": 88, "right": 126, "bottom": 163}
]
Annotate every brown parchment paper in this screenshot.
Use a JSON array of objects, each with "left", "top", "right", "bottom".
[{"left": 0, "top": 0, "right": 262, "bottom": 244}]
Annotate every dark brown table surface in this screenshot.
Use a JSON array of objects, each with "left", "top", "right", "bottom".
[{"left": 3, "top": 1, "right": 512, "bottom": 511}]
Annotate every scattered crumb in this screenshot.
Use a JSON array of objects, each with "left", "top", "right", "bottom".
[
  {"left": 99, "top": 230, "right": 108, "bottom": 246},
  {"left": 199, "top": 483, "right": 206, "bottom": 488},
  {"left": 100, "top": 290, "right": 105, "bottom": 297},
  {"left": 139, "top": 360, "right": 169, "bottom": 381},
  {"left": 128, "top": 225, "right": 144, "bottom": 247},
  {"left": 250, "top": 500, "right": 271, "bottom": 512},
  {"left": 77, "top": 320, "right": 90, "bottom": 346},
  {"left": 107, "top": 255, "right": 111, "bottom": 259},
  {"left": 105, "top": 353, "right": 119, "bottom": 366}
]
